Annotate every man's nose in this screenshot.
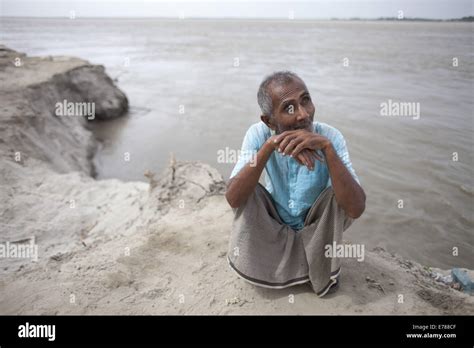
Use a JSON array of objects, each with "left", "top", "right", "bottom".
[{"left": 296, "top": 105, "right": 309, "bottom": 121}]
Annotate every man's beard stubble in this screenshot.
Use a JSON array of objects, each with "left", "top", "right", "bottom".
[{"left": 275, "top": 119, "right": 313, "bottom": 134}]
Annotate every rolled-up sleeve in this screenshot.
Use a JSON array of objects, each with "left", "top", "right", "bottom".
[
  {"left": 229, "top": 125, "right": 260, "bottom": 179},
  {"left": 326, "top": 130, "right": 360, "bottom": 187}
]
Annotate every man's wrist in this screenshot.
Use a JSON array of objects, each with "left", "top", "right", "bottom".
[
  {"left": 263, "top": 138, "right": 277, "bottom": 154},
  {"left": 321, "top": 139, "right": 333, "bottom": 154}
]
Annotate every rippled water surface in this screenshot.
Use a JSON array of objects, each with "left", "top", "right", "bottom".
[{"left": 2, "top": 18, "right": 473, "bottom": 268}]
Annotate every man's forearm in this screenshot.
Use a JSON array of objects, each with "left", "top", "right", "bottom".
[
  {"left": 225, "top": 141, "right": 274, "bottom": 208},
  {"left": 322, "top": 143, "right": 366, "bottom": 218}
]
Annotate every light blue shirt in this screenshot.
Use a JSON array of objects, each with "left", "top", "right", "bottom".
[{"left": 230, "top": 121, "right": 360, "bottom": 231}]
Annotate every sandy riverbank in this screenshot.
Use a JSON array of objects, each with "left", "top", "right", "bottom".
[{"left": 0, "top": 46, "right": 472, "bottom": 314}]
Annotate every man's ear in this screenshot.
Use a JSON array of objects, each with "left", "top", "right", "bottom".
[{"left": 260, "top": 114, "right": 276, "bottom": 130}]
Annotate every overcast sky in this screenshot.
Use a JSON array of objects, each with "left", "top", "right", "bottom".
[{"left": 1, "top": 0, "right": 472, "bottom": 19}]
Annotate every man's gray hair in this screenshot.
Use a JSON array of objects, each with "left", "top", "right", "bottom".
[{"left": 257, "top": 71, "right": 302, "bottom": 117}]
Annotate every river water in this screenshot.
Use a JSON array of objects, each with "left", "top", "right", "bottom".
[{"left": 2, "top": 18, "right": 473, "bottom": 268}]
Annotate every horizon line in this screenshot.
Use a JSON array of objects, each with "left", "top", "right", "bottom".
[{"left": 1, "top": 15, "right": 473, "bottom": 21}]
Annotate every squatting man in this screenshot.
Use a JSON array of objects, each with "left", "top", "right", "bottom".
[{"left": 225, "top": 71, "right": 366, "bottom": 297}]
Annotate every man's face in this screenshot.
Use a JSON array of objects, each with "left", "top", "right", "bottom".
[{"left": 262, "top": 77, "right": 315, "bottom": 134}]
